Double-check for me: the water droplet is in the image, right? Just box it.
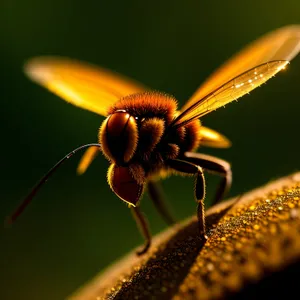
[207,263,214,271]
[290,208,299,219]
[253,224,260,230]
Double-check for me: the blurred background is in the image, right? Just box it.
[1,0,299,299]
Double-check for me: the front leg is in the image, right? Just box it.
[107,164,150,255]
[167,159,207,238]
[131,206,151,255]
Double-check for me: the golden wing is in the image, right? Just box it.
[76,145,100,175]
[174,25,300,128]
[24,56,148,116]
[199,126,231,148]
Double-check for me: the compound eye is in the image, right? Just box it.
[100,111,138,164]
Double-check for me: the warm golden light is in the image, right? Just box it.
[199,127,231,148]
[16,25,300,257]
[24,57,147,116]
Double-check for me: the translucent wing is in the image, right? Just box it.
[24,56,148,116]
[77,146,100,175]
[174,25,300,127]
[173,60,289,127]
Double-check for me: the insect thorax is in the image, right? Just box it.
[100,91,202,176]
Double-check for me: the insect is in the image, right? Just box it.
[7,25,300,255]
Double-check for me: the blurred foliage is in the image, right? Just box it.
[0,0,299,299]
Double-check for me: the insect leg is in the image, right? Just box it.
[147,180,176,225]
[184,152,232,206]
[131,206,151,255]
[167,159,206,238]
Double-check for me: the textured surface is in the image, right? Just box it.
[70,173,300,300]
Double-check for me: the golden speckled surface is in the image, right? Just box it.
[70,173,300,300]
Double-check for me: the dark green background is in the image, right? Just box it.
[1,1,299,299]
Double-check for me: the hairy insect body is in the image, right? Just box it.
[10,25,299,255]
[100,92,202,206]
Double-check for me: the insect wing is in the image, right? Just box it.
[24,57,148,116]
[173,61,288,127]
[77,146,100,175]
[199,126,231,148]
[174,25,300,127]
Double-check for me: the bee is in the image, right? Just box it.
[7,25,300,255]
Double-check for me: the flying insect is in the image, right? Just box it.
[7,25,300,255]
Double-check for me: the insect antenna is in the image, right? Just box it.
[5,143,101,226]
